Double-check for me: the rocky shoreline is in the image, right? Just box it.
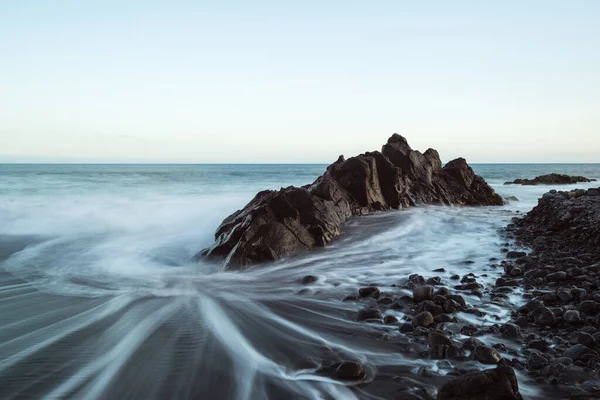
[300,186,600,399]
[199,139,598,398]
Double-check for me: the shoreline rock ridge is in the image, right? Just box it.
[504,173,596,186]
[199,134,503,269]
[494,186,600,396]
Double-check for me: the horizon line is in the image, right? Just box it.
[1,162,599,166]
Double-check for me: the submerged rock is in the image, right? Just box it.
[437,364,523,400]
[504,173,596,185]
[199,134,503,269]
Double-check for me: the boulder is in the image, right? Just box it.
[199,134,503,269]
[437,364,523,400]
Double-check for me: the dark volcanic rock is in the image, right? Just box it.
[437,364,523,400]
[499,186,600,393]
[512,187,600,259]
[199,134,503,269]
[333,361,366,380]
[358,286,381,298]
[473,345,502,365]
[357,308,383,322]
[504,173,596,185]
[563,344,599,362]
[413,285,434,303]
[412,311,435,328]
[506,251,526,259]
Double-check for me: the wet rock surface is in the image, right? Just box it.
[504,173,596,185]
[437,364,523,400]
[315,186,600,399]
[496,187,600,397]
[199,134,503,269]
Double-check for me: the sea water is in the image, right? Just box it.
[0,163,599,399]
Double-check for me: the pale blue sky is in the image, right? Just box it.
[1,1,599,163]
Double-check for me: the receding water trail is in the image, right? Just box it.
[1,164,599,399]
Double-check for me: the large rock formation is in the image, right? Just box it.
[504,173,596,185]
[199,134,503,269]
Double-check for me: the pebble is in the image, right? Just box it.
[412,311,435,328]
[358,286,380,298]
[473,345,502,364]
[413,285,434,303]
[356,308,382,321]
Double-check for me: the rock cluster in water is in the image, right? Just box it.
[199,134,503,269]
[317,187,600,398]
[504,173,596,185]
[326,263,527,399]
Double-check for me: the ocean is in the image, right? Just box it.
[1,163,599,399]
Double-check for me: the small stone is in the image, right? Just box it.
[377,297,393,305]
[510,267,523,277]
[576,332,595,347]
[564,344,600,362]
[412,311,435,328]
[580,300,600,315]
[447,294,467,307]
[434,313,454,323]
[413,285,434,303]
[555,357,573,365]
[418,300,444,316]
[535,307,557,327]
[429,331,453,347]
[356,308,382,321]
[413,327,430,336]
[383,315,398,324]
[399,323,414,334]
[443,299,462,313]
[527,339,549,352]
[462,337,484,351]
[358,286,380,298]
[506,251,527,259]
[527,351,549,370]
[519,300,542,315]
[547,271,567,282]
[473,345,502,364]
[563,309,583,325]
[501,323,521,338]
[557,290,573,302]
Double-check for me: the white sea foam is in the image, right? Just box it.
[0,164,599,399]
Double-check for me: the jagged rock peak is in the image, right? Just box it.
[199,134,503,269]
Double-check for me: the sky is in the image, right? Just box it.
[0,1,599,163]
